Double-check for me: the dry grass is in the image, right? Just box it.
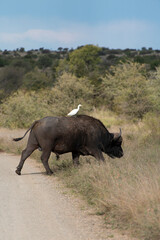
[90,107,124,127]
[59,136,160,239]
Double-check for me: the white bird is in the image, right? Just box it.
[67,104,82,116]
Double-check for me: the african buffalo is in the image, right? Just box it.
[13,115,123,175]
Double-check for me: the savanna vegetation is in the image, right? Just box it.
[0,45,159,239]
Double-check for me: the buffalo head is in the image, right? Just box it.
[106,128,123,158]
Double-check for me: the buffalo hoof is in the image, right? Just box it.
[46,170,53,175]
[47,172,53,176]
[73,161,80,167]
[15,169,21,175]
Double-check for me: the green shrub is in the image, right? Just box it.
[101,61,151,119]
[0,66,25,101]
[0,91,53,128]
[149,66,160,113]
[51,72,94,115]
[37,55,53,69]
[22,67,53,90]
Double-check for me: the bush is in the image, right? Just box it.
[22,67,53,91]
[100,61,151,119]
[37,55,53,69]
[0,56,8,67]
[0,66,25,101]
[49,72,94,115]
[0,91,53,128]
[149,66,160,113]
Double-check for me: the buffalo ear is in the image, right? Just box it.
[112,128,122,142]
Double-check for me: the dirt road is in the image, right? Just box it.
[0,128,137,240]
[1,152,100,240]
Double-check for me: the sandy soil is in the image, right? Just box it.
[0,128,137,240]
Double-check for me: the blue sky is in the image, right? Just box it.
[0,0,160,50]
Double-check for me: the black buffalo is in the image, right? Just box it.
[13,115,123,175]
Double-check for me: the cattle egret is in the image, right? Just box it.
[67,104,82,116]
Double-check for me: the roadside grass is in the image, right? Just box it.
[0,111,160,240]
[54,138,160,240]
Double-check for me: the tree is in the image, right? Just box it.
[58,47,63,52]
[37,55,53,69]
[68,45,101,78]
[19,47,25,52]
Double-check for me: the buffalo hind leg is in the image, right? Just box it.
[72,152,80,166]
[56,154,60,160]
[16,145,37,175]
[41,150,53,175]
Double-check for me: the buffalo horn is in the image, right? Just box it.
[113,128,122,140]
[119,128,122,136]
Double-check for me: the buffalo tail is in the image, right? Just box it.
[13,121,38,142]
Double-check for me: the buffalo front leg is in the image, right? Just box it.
[41,150,53,175]
[72,152,80,166]
[92,150,105,162]
[16,146,36,175]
